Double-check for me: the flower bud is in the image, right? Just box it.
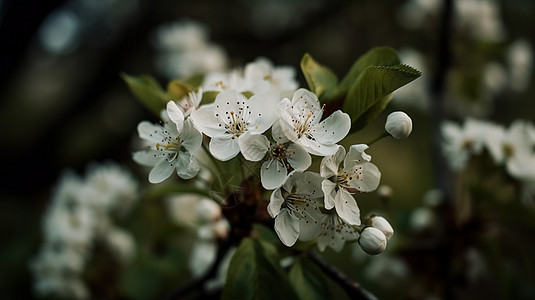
[358,227,387,255]
[385,111,412,139]
[370,216,394,240]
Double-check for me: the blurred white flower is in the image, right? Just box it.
[409,207,437,232]
[454,0,506,42]
[507,39,533,92]
[153,20,228,79]
[441,118,496,171]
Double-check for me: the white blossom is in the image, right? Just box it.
[238,124,311,189]
[190,89,276,161]
[277,89,351,156]
[268,172,324,247]
[134,103,202,183]
[369,216,394,240]
[317,213,359,252]
[320,145,381,225]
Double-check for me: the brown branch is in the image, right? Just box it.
[307,250,380,300]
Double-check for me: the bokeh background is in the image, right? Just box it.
[1,0,534,299]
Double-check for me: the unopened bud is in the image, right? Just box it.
[359,227,387,255]
[385,111,412,139]
[370,216,394,240]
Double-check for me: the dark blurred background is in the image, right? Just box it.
[1,0,534,299]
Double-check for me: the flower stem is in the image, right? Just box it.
[365,131,390,146]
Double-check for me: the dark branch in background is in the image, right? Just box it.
[430,0,454,299]
[307,250,379,300]
[164,236,232,300]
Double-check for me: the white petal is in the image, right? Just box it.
[299,137,339,156]
[321,180,337,210]
[268,188,284,218]
[335,190,361,225]
[238,132,269,162]
[137,121,165,144]
[214,90,248,118]
[346,161,381,192]
[209,137,240,161]
[190,104,227,138]
[311,110,351,145]
[148,159,175,183]
[294,171,324,197]
[133,150,161,166]
[345,144,370,165]
[271,119,290,143]
[277,98,298,142]
[176,153,200,179]
[298,217,323,241]
[274,209,300,247]
[181,118,202,153]
[261,160,288,190]
[320,145,345,178]
[286,143,311,171]
[166,101,185,132]
[290,88,323,124]
[246,94,276,134]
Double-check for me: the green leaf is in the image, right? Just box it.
[338,47,401,93]
[201,91,220,105]
[122,73,168,115]
[222,238,299,300]
[166,80,193,100]
[300,53,338,100]
[184,73,204,87]
[289,256,351,300]
[252,223,280,245]
[143,182,214,200]
[343,64,421,132]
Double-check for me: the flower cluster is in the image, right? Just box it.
[30,163,138,300]
[442,118,535,205]
[133,57,414,254]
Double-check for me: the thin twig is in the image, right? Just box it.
[307,250,380,300]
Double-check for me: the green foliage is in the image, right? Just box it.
[300,53,338,100]
[343,64,421,132]
[122,73,200,115]
[300,48,421,133]
[289,256,351,300]
[222,237,299,300]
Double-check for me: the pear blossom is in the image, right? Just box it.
[317,213,359,252]
[134,102,202,183]
[268,171,324,246]
[320,145,381,225]
[190,89,276,161]
[441,118,495,171]
[385,111,412,139]
[484,120,535,179]
[277,88,351,156]
[238,125,311,189]
[172,88,203,117]
[201,57,298,99]
[358,227,387,255]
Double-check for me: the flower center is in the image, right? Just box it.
[293,112,316,139]
[224,111,248,137]
[336,172,359,191]
[156,136,183,152]
[271,144,291,170]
